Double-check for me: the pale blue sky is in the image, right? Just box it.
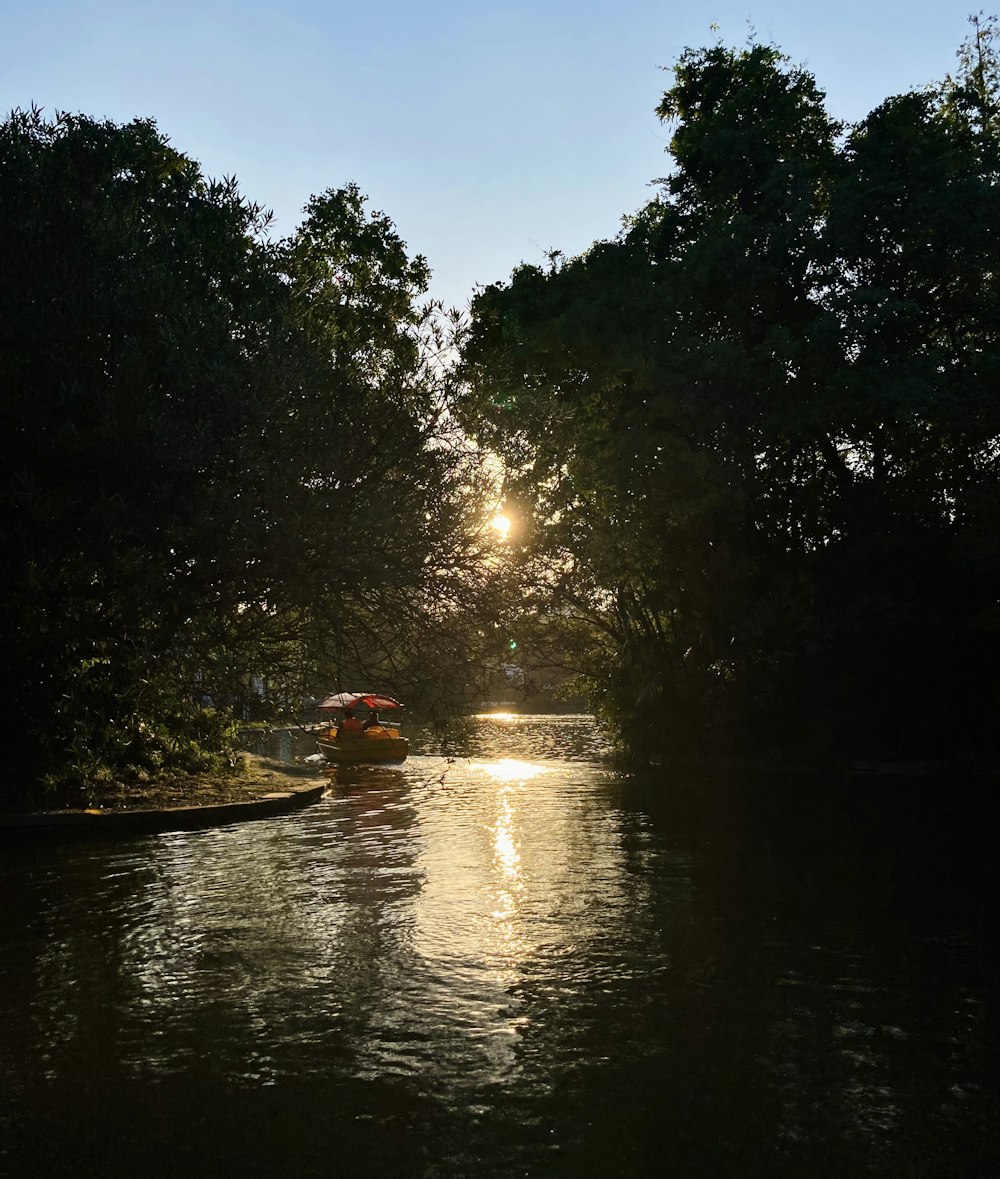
[2,0,976,312]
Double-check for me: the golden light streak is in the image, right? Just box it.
[479,758,550,783]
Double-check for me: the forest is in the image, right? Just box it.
[2,19,999,800]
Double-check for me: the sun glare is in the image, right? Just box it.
[490,513,512,540]
[479,758,550,783]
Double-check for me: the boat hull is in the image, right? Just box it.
[318,735,410,765]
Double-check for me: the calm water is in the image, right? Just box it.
[1,715,997,1178]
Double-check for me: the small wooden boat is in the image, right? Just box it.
[316,691,410,764]
[317,727,409,764]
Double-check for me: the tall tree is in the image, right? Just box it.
[0,109,497,799]
[460,25,1000,762]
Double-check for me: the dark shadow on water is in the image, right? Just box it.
[3,1077,436,1179]
[324,764,409,792]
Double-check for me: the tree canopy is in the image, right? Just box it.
[0,108,500,800]
[7,21,999,791]
[459,21,1000,764]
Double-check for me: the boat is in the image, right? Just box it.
[315,691,410,765]
[317,730,409,764]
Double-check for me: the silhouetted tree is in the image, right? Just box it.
[460,23,1000,763]
[0,110,498,799]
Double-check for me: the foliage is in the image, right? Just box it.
[0,108,503,800]
[459,21,1000,763]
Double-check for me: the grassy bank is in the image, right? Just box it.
[4,754,327,817]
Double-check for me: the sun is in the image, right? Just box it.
[490,512,512,540]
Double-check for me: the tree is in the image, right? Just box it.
[459,23,1000,763]
[0,109,289,791]
[0,108,499,800]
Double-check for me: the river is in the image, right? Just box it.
[1,714,997,1177]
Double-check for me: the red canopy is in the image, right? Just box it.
[317,691,404,713]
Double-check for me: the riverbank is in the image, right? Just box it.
[0,754,328,836]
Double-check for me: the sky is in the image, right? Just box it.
[2,0,979,313]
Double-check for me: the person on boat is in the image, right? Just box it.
[338,709,365,739]
[363,710,382,732]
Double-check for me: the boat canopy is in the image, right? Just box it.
[317,691,404,713]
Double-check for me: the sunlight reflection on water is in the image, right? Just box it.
[477,757,551,782]
[1,715,998,1179]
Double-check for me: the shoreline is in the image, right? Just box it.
[0,754,329,837]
